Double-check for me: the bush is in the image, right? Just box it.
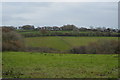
[0,27,1,52]
[70,46,86,54]
[70,39,119,54]
[2,27,25,51]
[87,39,119,54]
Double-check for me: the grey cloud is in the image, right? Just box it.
[2,2,118,28]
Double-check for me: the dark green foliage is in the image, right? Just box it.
[20,25,35,30]
[61,24,78,31]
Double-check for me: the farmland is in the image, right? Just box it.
[2,52,118,78]
[25,36,118,51]
[2,27,119,78]
[1,2,120,79]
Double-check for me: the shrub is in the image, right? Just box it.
[87,39,119,54]
[2,27,25,51]
[70,46,86,54]
[0,27,1,52]
[70,39,119,54]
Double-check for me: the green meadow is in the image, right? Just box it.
[25,36,118,51]
[2,36,119,78]
[2,52,118,78]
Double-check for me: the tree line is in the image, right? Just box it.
[2,24,119,32]
[1,25,120,37]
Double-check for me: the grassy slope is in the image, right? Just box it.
[25,36,70,50]
[25,37,118,51]
[2,52,118,78]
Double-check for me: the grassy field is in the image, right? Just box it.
[2,52,118,78]
[25,36,118,51]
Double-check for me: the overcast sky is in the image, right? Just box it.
[2,2,118,28]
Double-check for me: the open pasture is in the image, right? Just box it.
[25,37,118,51]
[2,52,118,78]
